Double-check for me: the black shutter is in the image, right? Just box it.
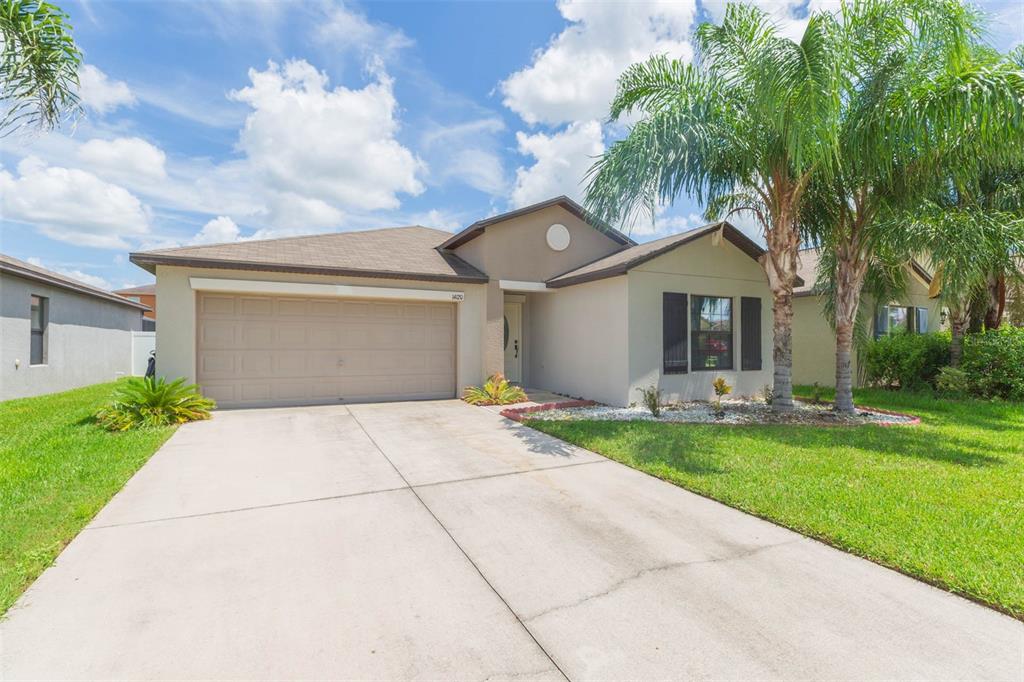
[663,293,688,374]
[741,296,762,371]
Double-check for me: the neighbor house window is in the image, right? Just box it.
[662,292,688,374]
[30,295,48,365]
[691,296,733,370]
[875,305,928,338]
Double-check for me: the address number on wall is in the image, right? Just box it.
[451,293,465,302]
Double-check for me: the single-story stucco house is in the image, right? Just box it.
[131,197,797,409]
[1,254,150,401]
[791,247,943,387]
[114,283,157,330]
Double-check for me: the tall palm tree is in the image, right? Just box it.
[0,0,82,136]
[802,0,1024,412]
[584,4,844,411]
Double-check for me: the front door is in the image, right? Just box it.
[503,301,522,383]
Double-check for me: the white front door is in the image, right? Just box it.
[503,301,522,383]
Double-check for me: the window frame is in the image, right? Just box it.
[30,295,48,366]
[690,294,734,372]
[915,307,928,333]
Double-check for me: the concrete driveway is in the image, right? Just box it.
[2,400,1021,680]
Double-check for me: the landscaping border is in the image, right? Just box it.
[500,399,598,422]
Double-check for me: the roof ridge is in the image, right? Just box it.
[0,253,150,311]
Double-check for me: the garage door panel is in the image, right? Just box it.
[197,292,456,408]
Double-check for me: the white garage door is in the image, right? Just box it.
[196,292,456,408]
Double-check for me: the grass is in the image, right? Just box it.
[526,386,1024,619]
[0,382,174,615]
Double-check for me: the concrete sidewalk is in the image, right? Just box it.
[2,400,1021,680]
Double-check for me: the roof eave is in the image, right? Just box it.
[129,253,490,284]
[0,262,151,311]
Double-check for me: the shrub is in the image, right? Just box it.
[712,377,732,416]
[936,367,971,397]
[959,327,1024,401]
[462,373,527,406]
[638,385,663,417]
[95,377,215,431]
[864,331,951,391]
[761,384,774,405]
[809,382,824,404]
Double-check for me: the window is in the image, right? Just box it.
[662,293,688,374]
[126,295,141,303]
[887,305,908,333]
[740,297,762,371]
[30,295,48,365]
[875,304,928,338]
[691,296,733,370]
[916,307,928,333]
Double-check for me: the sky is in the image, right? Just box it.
[1,0,1021,291]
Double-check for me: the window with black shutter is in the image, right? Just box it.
[741,296,762,371]
[30,295,48,365]
[691,296,733,370]
[662,292,688,374]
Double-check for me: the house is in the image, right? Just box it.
[791,247,943,387]
[114,283,156,330]
[130,197,785,409]
[1,254,150,401]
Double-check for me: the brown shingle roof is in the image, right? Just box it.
[794,247,933,297]
[130,226,488,283]
[438,196,636,250]
[546,222,786,288]
[0,253,150,311]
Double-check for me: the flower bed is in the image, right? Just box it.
[514,398,919,426]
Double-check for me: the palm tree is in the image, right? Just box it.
[802,1,1024,413]
[584,4,844,411]
[0,0,82,136]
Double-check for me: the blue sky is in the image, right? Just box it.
[1,0,1021,291]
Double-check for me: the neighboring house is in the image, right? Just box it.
[1,254,150,401]
[114,283,156,330]
[131,197,787,409]
[791,247,943,387]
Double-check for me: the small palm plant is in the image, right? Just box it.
[95,376,216,431]
[462,373,527,406]
[712,377,732,417]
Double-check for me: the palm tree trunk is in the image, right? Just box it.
[949,306,969,366]
[771,290,795,411]
[983,272,1005,330]
[834,252,867,415]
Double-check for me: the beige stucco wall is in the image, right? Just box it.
[791,270,944,387]
[453,204,629,378]
[154,265,488,392]
[626,232,774,404]
[526,276,630,406]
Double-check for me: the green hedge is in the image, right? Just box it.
[959,327,1024,401]
[863,331,951,391]
[865,327,1024,400]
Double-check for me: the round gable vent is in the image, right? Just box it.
[546,223,571,251]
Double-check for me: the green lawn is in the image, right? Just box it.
[527,387,1024,619]
[0,382,174,615]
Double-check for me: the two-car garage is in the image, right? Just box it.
[196,291,457,408]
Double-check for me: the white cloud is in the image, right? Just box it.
[78,137,167,183]
[0,157,150,249]
[25,257,113,290]
[78,65,136,115]
[510,120,604,208]
[409,209,462,231]
[315,2,413,60]
[500,0,696,126]
[229,59,425,212]
[260,192,345,231]
[192,216,241,245]
[421,117,507,195]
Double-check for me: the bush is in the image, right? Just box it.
[638,385,663,417]
[711,377,731,416]
[959,327,1024,401]
[462,373,527,406]
[864,331,951,391]
[936,367,970,397]
[95,377,215,431]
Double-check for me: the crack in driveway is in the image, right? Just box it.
[522,538,806,623]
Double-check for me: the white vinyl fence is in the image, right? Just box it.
[131,331,156,376]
